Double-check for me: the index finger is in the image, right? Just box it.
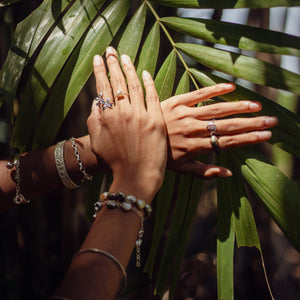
[171,83,235,107]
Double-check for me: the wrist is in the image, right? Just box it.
[109,173,161,204]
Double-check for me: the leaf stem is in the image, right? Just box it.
[144,0,199,89]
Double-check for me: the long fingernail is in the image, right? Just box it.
[258,131,272,139]
[265,117,278,127]
[142,70,151,81]
[94,55,101,66]
[249,102,261,110]
[121,54,130,65]
[106,46,117,57]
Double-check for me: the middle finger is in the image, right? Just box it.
[106,47,129,107]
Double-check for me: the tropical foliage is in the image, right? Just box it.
[0,0,299,299]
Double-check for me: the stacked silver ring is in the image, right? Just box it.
[207,120,219,153]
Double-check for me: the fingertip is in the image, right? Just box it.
[258,130,272,140]
[93,55,102,66]
[249,101,262,111]
[142,70,152,81]
[221,82,235,91]
[106,46,117,58]
[121,54,131,65]
[218,169,232,177]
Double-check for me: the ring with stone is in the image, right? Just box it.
[94,92,105,107]
[207,120,217,136]
[101,98,114,110]
[115,90,129,100]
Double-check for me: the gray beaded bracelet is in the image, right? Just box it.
[94,192,152,268]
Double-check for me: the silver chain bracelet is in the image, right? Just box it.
[6,154,30,205]
[70,137,93,182]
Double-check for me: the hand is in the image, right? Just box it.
[87,47,167,201]
[161,84,278,178]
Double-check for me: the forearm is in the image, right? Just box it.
[54,181,153,300]
[0,135,103,211]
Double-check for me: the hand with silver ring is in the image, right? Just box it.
[87,47,167,201]
[94,92,114,111]
[161,84,278,178]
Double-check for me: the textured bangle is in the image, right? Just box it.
[54,140,80,189]
[70,137,93,182]
[94,192,152,267]
[6,154,30,205]
[73,248,127,296]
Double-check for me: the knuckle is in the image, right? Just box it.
[129,81,142,94]
[221,137,238,149]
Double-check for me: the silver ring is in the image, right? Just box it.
[210,134,220,153]
[207,120,217,135]
[115,90,129,100]
[94,93,114,111]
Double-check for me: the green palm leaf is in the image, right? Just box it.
[232,148,300,252]
[117,2,148,63]
[161,17,300,56]
[0,0,72,116]
[176,43,300,95]
[136,21,161,79]
[152,0,300,8]
[217,151,265,300]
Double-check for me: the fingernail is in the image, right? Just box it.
[106,46,117,57]
[265,117,278,127]
[94,55,101,66]
[221,83,234,90]
[249,102,261,110]
[218,169,232,177]
[142,70,151,81]
[121,54,130,65]
[258,131,272,139]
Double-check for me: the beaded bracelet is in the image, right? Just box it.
[93,192,152,268]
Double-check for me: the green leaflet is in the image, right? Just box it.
[144,170,176,277]
[189,69,300,158]
[232,148,300,252]
[217,151,262,300]
[117,2,148,63]
[176,43,300,95]
[154,174,197,298]
[31,0,130,149]
[0,0,72,117]
[136,21,160,79]
[11,0,107,151]
[152,0,300,8]
[161,17,300,56]
[154,50,177,101]
[144,72,190,283]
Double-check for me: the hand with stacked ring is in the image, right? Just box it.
[87,46,167,202]
[161,85,278,178]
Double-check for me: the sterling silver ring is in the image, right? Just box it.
[207,120,220,153]
[95,93,114,111]
[207,120,217,135]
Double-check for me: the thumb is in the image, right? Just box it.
[169,160,232,179]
